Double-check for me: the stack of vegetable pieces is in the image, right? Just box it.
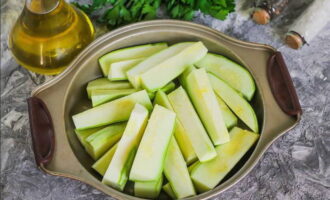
[72,41,260,199]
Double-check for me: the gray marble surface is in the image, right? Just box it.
[1,0,330,199]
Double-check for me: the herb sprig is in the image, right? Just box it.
[73,0,235,28]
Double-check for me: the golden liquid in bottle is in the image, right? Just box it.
[9,0,95,75]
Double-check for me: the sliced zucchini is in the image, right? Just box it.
[195,53,256,100]
[99,43,167,76]
[216,96,238,129]
[72,90,152,130]
[190,127,259,193]
[140,42,208,92]
[87,78,132,98]
[105,146,137,191]
[179,65,195,88]
[188,161,199,173]
[147,92,156,100]
[148,82,176,100]
[74,127,103,148]
[168,87,216,162]
[134,176,163,199]
[129,105,176,181]
[103,104,149,191]
[154,91,197,164]
[209,74,259,133]
[127,42,193,88]
[163,183,176,199]
[91,89,138,107]
[164,138,196,198]
[85,123,126,160]
[108,58,145,81]
[90,82,175,107]
[160,81,176,94]
[92,143,118,176]
[185,68,230,145]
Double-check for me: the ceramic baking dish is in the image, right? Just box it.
[27,20,302,200]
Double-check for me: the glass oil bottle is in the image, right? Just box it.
[9,0,95,75]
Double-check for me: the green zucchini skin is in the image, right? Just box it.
[162,183,176,199]
[91,89,138,107]
[74,127,104,148]
[85,123,126,160]
[86,78,132,99]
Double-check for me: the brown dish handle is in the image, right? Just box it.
[267,51,302,116]
[27,97,55,166]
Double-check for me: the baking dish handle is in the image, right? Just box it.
[267,51,302,117]
[27,97,55,167]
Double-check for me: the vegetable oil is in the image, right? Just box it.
[9,0,95,75]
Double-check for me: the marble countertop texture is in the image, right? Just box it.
[1,0,329,199]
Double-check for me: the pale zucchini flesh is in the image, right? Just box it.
[85,123,126,160]
[92,143,118,176]
[134,176,163,199]
[108,58,145,81]
[87,78,132,98]
[185,68,230,145]
[163,171,199,200]
[140,42,208,92]
[127,42,193,88]
[195,53,256,100]
[129,105,176,181]
[91,89,138,107]
[99,43,167,76]
[190,127,259,193]
[72,90,152,130]
[154,91,197,164]
[168,87,216,162]
[164,138,196,198]
[172,122,198,165]
[102,104,149,191]
[209,74,259,133]
[216,96,238,129]
[74,127,103,148]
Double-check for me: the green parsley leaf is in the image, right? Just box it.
[73,0,235,28]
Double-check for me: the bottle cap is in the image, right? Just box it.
[252,8,270,25]
[285,32,304,49]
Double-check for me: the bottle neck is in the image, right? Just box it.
[26,0,60,14]
[21,0,74,36]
